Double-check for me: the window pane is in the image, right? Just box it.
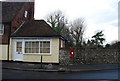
[0,24,3,30]
[32,42,36,47]
[40,41,50,53]
[25,42,31,48]
[43,48,50,53]
[25,42,29,48]
[36,42,39,53]
[17,48,19,52]
[36,48,39,53]
[25,48,29,53]
[40,48,43,53]
[29,42,32,47]
[0,24,4,35]
[16,42,22,52]
[29,48,31,53]
[25,42,31,53]
[32,48,37,53]
[36,42,39,48]
[18,42,22,47]
[0,31,2,34]
[17,47,22,52]
[46,41,50,47]
[43,41,50,47]
[40,41,42,47]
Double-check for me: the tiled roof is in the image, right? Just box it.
[11,20,61,37]
[2,2,25,22]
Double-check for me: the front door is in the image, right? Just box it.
[14,41,23,61]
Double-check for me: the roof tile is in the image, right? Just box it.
[2,2,25,22]
[11,20,61,37]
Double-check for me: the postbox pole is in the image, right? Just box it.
[41,55,43,69]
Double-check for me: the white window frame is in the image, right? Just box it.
[15,40,24,54]
[0,24,4,35]
[16,41,22,54]
[15,39,52,55]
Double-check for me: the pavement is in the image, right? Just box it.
[1,61,120,72]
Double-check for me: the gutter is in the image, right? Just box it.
[10,36,61,39]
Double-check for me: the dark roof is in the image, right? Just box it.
[2,2,25,22]
[11,20,61,37]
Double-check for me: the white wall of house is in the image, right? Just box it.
[9,38,60,63]
[9,39,14,60]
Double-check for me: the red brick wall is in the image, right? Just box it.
[0,24,10,44]
[0,2,34,44]
[11,2,34,34]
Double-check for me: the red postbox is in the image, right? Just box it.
[70,49,74,59]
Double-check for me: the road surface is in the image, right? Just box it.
[2,69,119,79]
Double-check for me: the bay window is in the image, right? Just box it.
[24,40,51,54]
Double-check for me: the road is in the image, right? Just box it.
[2,69,119,79]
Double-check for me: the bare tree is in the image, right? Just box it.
[46,11,86,47]
[61,25,74,47]
[70,18,86,47]
[46,10,67,34]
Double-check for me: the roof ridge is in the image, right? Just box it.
[11,21,25,36]
[44,20,60,35]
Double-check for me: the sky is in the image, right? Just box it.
[34,0,119,44]
[0,0,119,44]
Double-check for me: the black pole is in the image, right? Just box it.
[8,23,11,61]
[41,55,43,69]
